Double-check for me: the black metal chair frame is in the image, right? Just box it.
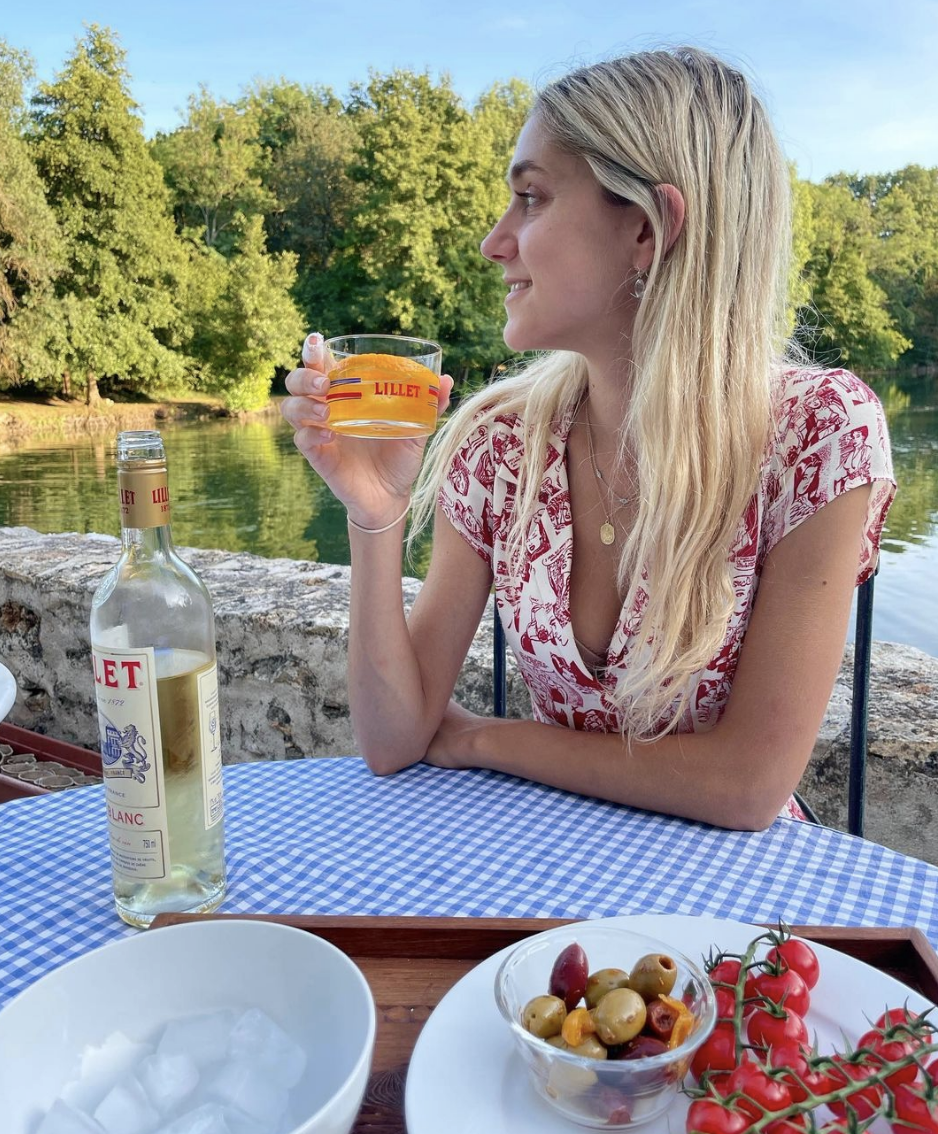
[492,566,877,837]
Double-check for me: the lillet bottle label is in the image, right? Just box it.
[92,645,223,880]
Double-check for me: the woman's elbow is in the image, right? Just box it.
[700,770,790,832]
[357,735,420,777]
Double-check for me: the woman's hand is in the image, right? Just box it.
[423,699,488,769]
[280,332,454,529]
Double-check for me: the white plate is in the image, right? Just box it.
[0,661,15,720]
[404,913,936,1134]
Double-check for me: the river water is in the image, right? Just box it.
[3,374,936,657]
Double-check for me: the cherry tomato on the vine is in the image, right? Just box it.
[856,1027,920,1090]
[708,960,742,984]
[727,1062,793,1120]
[766,939,820,990]
[892,1081,938,1134]
[686,1099,751,1134]
[752,965,811,1018]
[827,1055,885,1122]
[747,1006,809,1049]
[767,1041,836,1102]
[766,1119,809,1134]
[709,959,758,1003]
[876,1007,932,1035]
[691,1021,741,1081]
[714,986,737,1020]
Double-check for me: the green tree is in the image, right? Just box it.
[245,80,361,280]
[850,166,938,368]
[796,179,910,369]
[152,88,271,252]
[0,42,65,390]
[29,25,188,402]
[183,215,304,411]
[788,167,815,329]
[322,70,465,338]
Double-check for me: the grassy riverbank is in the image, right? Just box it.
[0,392,281,444]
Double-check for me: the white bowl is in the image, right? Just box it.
[0,660,15,720]
[0,919,376,1134]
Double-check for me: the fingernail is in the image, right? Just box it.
[313,374,329,391]
[302,332,323,365]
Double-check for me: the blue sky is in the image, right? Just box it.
[5,0,936,181]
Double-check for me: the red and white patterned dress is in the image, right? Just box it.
[439,368,896,821]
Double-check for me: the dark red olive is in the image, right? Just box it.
[612,1034,670,1060]
[644,999,680,1042]
[549,943,589,1012]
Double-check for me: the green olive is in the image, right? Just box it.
[567,1035,608,1060]
[628,953,678,1002]
[522,994,567,1039]
[585,967,631,1009]
[546,1034,568,1049]
[590,987,647,1045]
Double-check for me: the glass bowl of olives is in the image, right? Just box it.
[493,923,716,1129]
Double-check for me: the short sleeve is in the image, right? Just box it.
[764,369,896,585]
[437,420,496,567]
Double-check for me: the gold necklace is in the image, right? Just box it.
[584,397,627,546]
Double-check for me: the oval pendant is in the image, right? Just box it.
[600,522,615,546]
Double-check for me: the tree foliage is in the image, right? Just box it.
[794,178,911,368]
[152,88,271,252]
[246,80,360,272]
[182,215,304,411]
[0,42,64,389]
[28,25,188,400]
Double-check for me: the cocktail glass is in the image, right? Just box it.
[323,334,443,438]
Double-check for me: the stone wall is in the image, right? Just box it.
[1,527,935,864]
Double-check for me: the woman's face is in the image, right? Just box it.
[481,117,643,359]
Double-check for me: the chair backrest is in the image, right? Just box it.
[848,567,876,837]
[491,565,877,837]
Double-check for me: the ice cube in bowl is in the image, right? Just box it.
[0,920,376,1134]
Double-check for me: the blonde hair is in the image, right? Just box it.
[410,47,794,738]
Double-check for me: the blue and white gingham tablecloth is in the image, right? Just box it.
[2,757,937,1010]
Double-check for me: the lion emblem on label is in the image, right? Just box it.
[100,719,151,784]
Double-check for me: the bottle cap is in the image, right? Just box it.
[117,431,165,463]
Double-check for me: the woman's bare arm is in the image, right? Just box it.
[348,505,493,772]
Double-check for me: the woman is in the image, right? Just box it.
[281,47,895,830]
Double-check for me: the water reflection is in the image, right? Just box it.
[0,413,434,571]
[870,374,938,552]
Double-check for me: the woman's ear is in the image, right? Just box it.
[634,183,686,270]
[657,184,685,255]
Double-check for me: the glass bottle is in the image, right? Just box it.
[90,430,226,927]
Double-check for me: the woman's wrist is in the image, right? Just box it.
[345,496,412,534]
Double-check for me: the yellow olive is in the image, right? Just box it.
[585,967,631,1009]
[628,954,678,1002]
[522,994,567,1039]
[590,987,647,1046]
